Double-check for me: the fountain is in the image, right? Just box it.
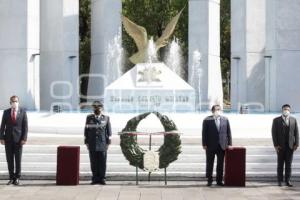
[104,8,195,113]
[165,38,184,79]
[189,50,202,111]
[104,39,195,113]
[105,28,123,84]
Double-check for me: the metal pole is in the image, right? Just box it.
[136,166,138,185]
[164,168,167,185]
[148,134,152,182]
[136,134,138,185]
[149,134,152,150]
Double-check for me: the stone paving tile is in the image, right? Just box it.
[0,181,300,200]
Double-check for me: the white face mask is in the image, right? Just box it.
[283,110,290,117]
[214,110,221,117]
[11,102,19,109]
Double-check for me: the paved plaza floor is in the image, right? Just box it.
[0,180,299,200]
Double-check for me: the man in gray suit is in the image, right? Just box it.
[84,101,112,185]
[202,105,232,186]
[272,104,299,187]
[0,95,28,186]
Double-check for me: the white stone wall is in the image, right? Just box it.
[0,0,40,110]
[189,0,223,111]
[87,0,122,103]
[230,0,266,111]
[265,0,300,112]
[40,0,79,111]
[231,0,300,112]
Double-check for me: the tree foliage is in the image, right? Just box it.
[79,0,91,102]
[220,0,231,102]
[122,0,189,79]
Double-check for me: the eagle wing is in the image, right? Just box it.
[155,8,184,50]
[122,15,148,51]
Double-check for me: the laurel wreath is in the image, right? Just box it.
[120,112,182,170]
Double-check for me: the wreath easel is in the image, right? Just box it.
[119,112,182,185]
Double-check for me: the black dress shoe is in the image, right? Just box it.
[286,181,293,187]
[7,179,14,185]
[90,181,98,185]
[217,182,225,186]
[14,178,20,186]
[278,182,282,187]
[207,181,212,187]
[99,179,106,185]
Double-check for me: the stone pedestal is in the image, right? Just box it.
[105,63,195,113]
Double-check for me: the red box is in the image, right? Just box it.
[56,146,80,185]
[224,147,246,187]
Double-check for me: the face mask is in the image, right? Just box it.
[214,110,221,117]
[94,109,100,115]
[11,102,19,109]
[283,110,290,116]
[94,107,103,115]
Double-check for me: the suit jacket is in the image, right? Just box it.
[0,107,28,143]
[272,116,299,149]
[202,115,232,150]
[84,114,112,152]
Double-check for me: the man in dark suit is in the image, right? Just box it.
[272,104,299,187]
[202,105,232,186]
[0,95,28,185]
[84,101,112,185]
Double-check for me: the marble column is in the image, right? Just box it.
[265,0,300,112]
[230,0,266,112]
[0,0,40,110]
[87,0,122,103]
[40,0,79,111]
[188,0,223,111]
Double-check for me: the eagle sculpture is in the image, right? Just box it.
[122,8,184,64]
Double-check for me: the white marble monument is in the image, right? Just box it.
[40,0,79,111]
[87,0,122,102]
[231,0,300,112]
[265,0,300,112]
[230,0,266,112]
[188,0,224,111]
[0,0,40,110]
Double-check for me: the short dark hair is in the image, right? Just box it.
[92,100,103,108]
[10,95,19,102]
[211,105,221,112]
[282,104,291,110]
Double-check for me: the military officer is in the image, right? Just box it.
[84,101,112,185]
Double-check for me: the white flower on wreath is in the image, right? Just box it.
[143,150,159,172]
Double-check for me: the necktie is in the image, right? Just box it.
[215,118,220,132]
[285,117,289,126]
[12,109,16,123]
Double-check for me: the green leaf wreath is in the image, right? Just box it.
[120,112,182,170]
